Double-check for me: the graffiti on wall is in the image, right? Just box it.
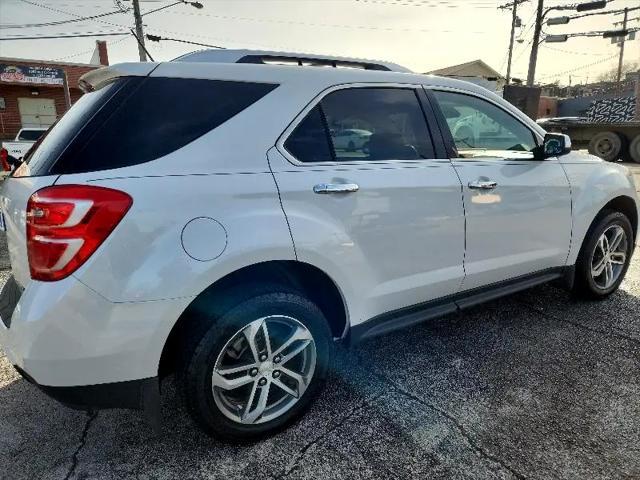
[586,96,637,123]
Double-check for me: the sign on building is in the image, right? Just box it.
[0,64,64,86]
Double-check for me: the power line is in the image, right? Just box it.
[52,35,130,61]
[0,31,129,41]
[160,10,491,34]
[537,53,619,80]
[0,7,129,29]
[541,44,614,55]
[354,0,499,7]
[15,0,128,30]
[146,34,225,49]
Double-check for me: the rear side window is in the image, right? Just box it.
[26,78,277,176]
[284,87,435,163]
[284,105,333,162]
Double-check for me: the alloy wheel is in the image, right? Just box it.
[211,315,316,424]
[590,224,628,290]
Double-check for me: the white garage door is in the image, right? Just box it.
[18,97,57,128]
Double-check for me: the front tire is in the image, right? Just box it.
[573,211,634,299]
[179,288,331,440]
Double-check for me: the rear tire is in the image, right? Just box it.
[572,211,634,299]
[179,286,331,441]
[588,131,623,162]
[629,135,640,164]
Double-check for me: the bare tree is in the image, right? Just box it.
[597,61,640,83]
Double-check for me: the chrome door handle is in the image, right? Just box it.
[468,180,498,190]
[313,183,359,194]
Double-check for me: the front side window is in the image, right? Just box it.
[284,87,435,163]
[432,90,537,158]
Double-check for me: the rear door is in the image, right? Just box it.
[429,88,572,291]
[270,85,465,325]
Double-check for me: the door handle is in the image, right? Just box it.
[468,180,498,190]
[313,183,359,194]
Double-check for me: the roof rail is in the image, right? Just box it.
[172,49,411,73]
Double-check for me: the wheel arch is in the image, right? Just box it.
[158,260,349,377]
[603,195,638,241]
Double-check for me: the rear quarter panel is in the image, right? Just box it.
[58,173,295,303]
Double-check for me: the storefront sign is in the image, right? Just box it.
[0,64,64,86]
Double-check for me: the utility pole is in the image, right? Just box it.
[132,0,147,62]
[615,7,628,89]
[503,0,522,85]
[527,0,544,86]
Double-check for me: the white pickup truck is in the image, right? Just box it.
[1,127,48,166]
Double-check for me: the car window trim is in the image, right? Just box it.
[425,86,543,161]
[276,82,450,167]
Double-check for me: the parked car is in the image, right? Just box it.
[0,127,48,168]
[0,51,637,441]
[331,128,372,151]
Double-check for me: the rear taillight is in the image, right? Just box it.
[0,148,10,172]
[26,185,132,281]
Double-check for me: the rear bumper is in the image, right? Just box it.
[14,365,159,412]
[0,273,190,389]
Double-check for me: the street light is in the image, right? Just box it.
[545,34,569,42]
[603,29,629,39]
[527,0,608,86]
[547,16,570,25]
[576,1,607,13]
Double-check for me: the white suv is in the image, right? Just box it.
[0,51,637,440]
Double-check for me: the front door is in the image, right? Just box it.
[270,85,465,325]
[430,89,572,291]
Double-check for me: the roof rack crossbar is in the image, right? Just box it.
[236,54,392,71]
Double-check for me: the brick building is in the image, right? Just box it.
[0,41,109,140]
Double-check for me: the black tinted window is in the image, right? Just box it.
[25,79,123,175]
[323,88,435,161]
[284,105,333,163]
[31,78,277,176]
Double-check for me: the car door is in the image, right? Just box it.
[269,85,465,326]
[428,88,572,291]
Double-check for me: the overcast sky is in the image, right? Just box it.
[0,0,639,85]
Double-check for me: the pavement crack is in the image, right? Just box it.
[369,368,527,480]
[274,392,383,480]
[62,410,97,480]
[518,300,640,346]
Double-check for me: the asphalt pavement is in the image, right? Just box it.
[1,167,640,480]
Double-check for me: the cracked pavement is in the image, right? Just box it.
[2,165,640,480]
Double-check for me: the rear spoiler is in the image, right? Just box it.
[79,63,159,93]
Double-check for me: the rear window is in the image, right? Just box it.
[24,77,278,176]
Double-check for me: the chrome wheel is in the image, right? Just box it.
[590,224,628,290]
[211,315,316,425]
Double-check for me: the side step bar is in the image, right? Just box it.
[350,268,567,344]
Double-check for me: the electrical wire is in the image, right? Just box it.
[0,31,129,41]
[0,7,129,29]
[537,53,619,80]
[159,10,491,34]
[52,34,130,61]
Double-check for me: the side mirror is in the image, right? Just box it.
[533,133,572,160]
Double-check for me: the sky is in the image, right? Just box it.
[0,0,639,86]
